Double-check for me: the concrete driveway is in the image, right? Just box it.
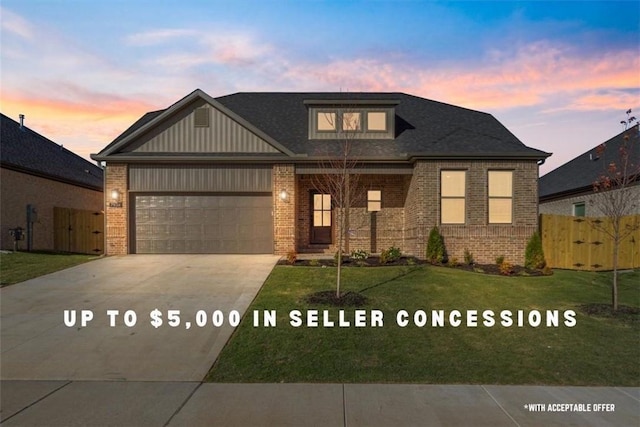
[0,254,279,381]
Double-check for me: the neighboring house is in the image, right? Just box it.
[92,89,550,264]
[539,124,640,217]
[0,113,104,251]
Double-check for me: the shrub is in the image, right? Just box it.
[448,257,459,267]
[286,250,297,265]
[380,246,402,264]
[495,255,505,265]
[426,227,446,264]
[499,260,514,276]
[350,249,370,261]
[525,232,546,270]
[334,250,348,265]
[463,249,474,265]
[308,259,320,267]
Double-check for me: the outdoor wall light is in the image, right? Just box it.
[279,189,289,202]
[111,189,121,201]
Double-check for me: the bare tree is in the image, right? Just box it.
[591,110,639,311]
[312,110,367,298]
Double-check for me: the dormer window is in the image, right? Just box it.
[317,111,336,131]
[306,99,399,140]
[342,112,361,132]
[367,111,387,132]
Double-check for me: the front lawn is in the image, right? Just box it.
[207,266,639,386]
[0,251,100,286]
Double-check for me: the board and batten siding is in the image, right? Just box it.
[129,164,272,192]
[127,102,281,154]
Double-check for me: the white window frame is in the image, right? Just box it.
[441,170,466,224]
[488,170,513,224]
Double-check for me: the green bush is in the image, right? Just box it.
[380,246,402,264]
[525,232,546,270]
[463,249,474,265]
[495,255,505,265]
[426,226,446,264]
[350,249,370,261]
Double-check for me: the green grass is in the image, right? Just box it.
[0,251,100,286]
[207,266,640,386]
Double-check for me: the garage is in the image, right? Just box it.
[133,194,273,254]
[129,164,273,254]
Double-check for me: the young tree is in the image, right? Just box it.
[312,110,367,298]
[591,110,639,311]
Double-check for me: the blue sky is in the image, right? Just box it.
[1,1,638,175]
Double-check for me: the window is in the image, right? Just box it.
[573,202,586,217]
[488,171,513,223]
[342,112,361,131]
[367,190,381,212]
[441,171,466,224]
[367,112,387,131]
[317,112,336,131]
[313,194,332,226]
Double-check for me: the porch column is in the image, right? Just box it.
[273,164,296,255]
[105,163,128,255]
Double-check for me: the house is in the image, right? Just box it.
[91,89,550,264]
[0,113,104,251]
[539,124,640,217]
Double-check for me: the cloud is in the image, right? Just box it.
[0,7,34,39]
[125,29,198,46]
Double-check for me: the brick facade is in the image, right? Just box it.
[104,164,128,255]
[292,160,540,265]
[273,164,296,255]
[102,159,540,264]
[0,167,103,251]
[296,174,410,254]
[404,160,539,265]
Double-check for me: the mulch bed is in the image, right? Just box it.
[304,290,368,306]
[279,256,549,276]
[578,303,640,323]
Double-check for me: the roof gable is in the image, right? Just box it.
[95,89,293,158]
[0,113,103,190]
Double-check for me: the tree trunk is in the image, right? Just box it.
[336,208,343,298]
[612,240,619,312]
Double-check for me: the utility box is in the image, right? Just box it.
[9,227,25,251]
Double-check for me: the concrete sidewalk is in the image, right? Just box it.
[1,381,638,426]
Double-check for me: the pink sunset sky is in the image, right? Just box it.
[1,1,638,175]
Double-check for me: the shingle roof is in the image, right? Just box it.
[1,113,103,191]
[217,92,549,158]
[95,90,550,161]
[539,124,640,200]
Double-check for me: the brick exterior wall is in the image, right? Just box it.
[404,160,540,265]
[296,174,410,254]
[0,167,103,251]
[273,164,296,255]
[105,164,129,255]
[292,160,540,265]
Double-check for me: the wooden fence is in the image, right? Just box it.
[540,214,640,271]
[54,207,104,255]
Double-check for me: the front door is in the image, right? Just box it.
[311,193,332,244]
